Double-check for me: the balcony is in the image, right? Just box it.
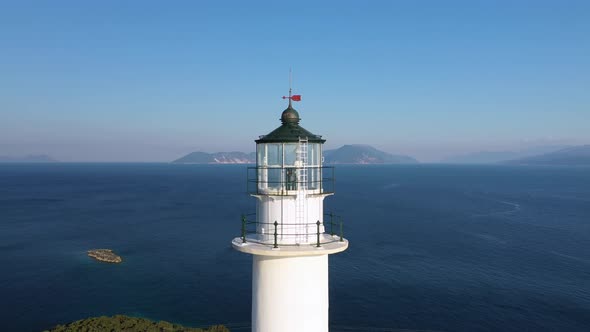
[235,212,345,249]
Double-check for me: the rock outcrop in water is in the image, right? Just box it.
[87,249,122,263]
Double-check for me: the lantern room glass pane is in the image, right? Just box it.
[258,143,282,167]
[257,146,263,165]
[284,143,298,166]
[308,143,320,166]
[267,168,282,190]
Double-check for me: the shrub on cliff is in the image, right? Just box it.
[43,315,230,332]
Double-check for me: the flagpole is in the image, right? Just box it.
[289,67,292,108]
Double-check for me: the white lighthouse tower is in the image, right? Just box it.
[232,91,348,332]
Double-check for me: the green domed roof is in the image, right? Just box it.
[281,106,300,124]
[256,105,325,144]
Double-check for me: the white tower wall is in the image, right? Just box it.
[256,195,326,243]
[252,254,329,332]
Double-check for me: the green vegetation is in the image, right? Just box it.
[43,315,230,332]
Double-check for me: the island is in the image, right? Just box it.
[506,145,590,166]
[87,249,122,263]
[43,315,229,332]
[324,145,418,164]
[173,151,255,164]
[0,154,58,163]
[172,145,418,165]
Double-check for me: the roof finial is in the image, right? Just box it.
[281,68,301,106]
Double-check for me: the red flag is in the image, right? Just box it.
[291,95,301,101]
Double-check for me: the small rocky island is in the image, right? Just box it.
[87,249,122,263]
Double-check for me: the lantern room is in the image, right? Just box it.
[245,102,337,245]
[252,104,329,196]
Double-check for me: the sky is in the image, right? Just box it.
[0,0,588,162]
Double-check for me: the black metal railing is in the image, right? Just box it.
[239,213,344,248]
[247,166,335,196]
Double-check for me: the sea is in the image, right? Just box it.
[0,163,589,332]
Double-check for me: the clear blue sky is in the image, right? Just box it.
[1,0,588,161]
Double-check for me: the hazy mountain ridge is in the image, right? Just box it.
[0,154,57,163]
[442,145,569,164]
[324,145,418,164]
[506,145,590,165]
[173,145,418,164]
[173,151,256,164]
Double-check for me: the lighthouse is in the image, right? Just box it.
[232,91,348,332]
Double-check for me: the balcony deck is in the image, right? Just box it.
[233,214,348,256]
[232,235,349,256]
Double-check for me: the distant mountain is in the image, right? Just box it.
[173,145,418,165]
[0,154,57,163]
[442,145,568,164]
[506,145,590,166]
[324,145,418,164]
[173,151,255,164]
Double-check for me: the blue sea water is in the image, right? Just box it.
[0,163,589,332]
